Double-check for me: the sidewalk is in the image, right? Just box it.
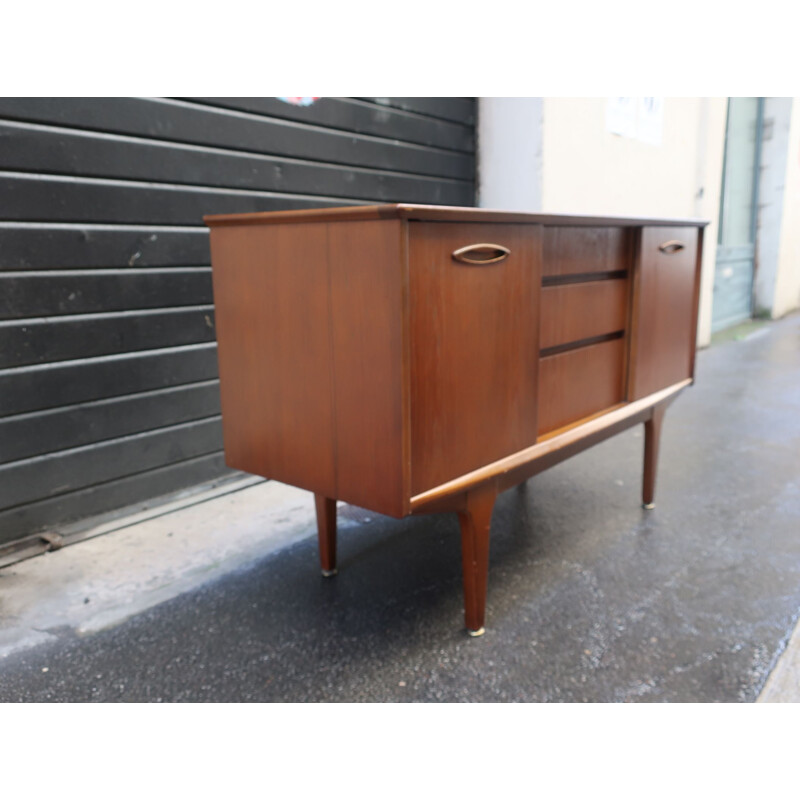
[1,314,799,702]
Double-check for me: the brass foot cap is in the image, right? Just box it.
[642,502,655,510]
[321,568,338,577]
[467,627,486,638]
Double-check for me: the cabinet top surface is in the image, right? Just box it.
[205,203,709,229]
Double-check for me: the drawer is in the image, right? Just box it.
[538,338,626,435]
[543,226,632,279]
[409,221,542,494]
[540,278,628,351]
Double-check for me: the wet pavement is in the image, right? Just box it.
[0,314,798,702]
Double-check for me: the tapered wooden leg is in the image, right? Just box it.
[643,405,666,509]
[314,494,337,576]
[457,483,498,637]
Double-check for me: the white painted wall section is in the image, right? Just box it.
[477,98,543,210]
[472,98,800,343]
[755,98,792,316]
[695,99,729,346]
[771,98,800,319]
[539,97,726,346]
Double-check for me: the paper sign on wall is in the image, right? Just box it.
[636,97,664,145]
[606,97,663,145]
[605,97,637,138]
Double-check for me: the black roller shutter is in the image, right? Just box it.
[0,97,476,545]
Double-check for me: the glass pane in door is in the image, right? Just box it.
[718,97,759,248]
[713,97,761,332]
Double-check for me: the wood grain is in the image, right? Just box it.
[327,219,407,517]
[542,226,633,278]
[688,227,705,381]
[205,205,709,229]
[538,338,626,435]
[207,206,708,635]
[409,221,542,495]
[630,227,700,400]
[540,279,628,350]
[409,380,691,510]
[458,482,498,634]
[315,495,337,574]
[643,405,666,507]
[209,218,408,516]
[209,222,337,496]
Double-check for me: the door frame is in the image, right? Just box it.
[713,97,764,331]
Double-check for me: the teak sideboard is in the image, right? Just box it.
[205,204,707,635]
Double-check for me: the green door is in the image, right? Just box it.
[712,97,763,332]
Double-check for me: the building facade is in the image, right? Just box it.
[478,97,800,347]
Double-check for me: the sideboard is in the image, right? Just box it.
[205,204,707,635]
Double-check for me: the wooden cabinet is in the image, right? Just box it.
[206,204,706,635]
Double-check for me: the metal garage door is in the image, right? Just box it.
[0,97,476,546]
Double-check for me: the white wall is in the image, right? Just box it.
[541,98,709,217]
[771,98,800,319]
[477,98,543,211]
[755,98,793,316]
[539,98,727,346]
[695,100,730,345]
[475,97,800,341]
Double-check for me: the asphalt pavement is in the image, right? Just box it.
[1,313,798,702]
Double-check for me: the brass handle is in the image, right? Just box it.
[451,243,510,265]
[658,240,685,254]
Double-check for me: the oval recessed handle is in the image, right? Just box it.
[451,243,510,265]
[658,240,685,254]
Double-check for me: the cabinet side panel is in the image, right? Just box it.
[631,227,700,400]
[409,222,541,495]
[209,222,336,495]
[328,219,407,516]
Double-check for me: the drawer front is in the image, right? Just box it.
[540,278,628,351]
[630,226,701,400]
[538,338,626,435]
[409,221,542,495]
[543,226,632,279]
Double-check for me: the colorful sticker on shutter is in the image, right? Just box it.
[278,97,320,106]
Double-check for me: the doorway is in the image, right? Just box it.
[712,97,764,332]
